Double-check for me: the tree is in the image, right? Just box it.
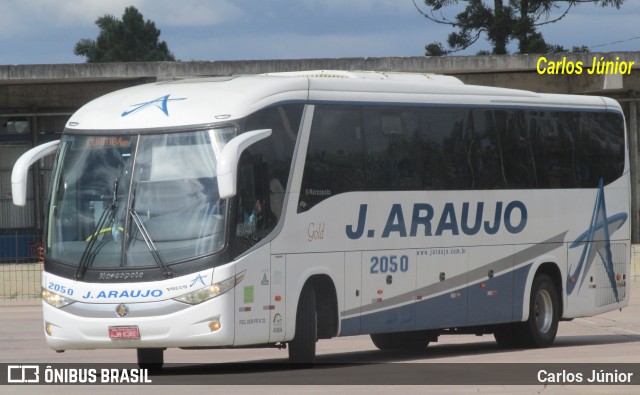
[415,1,624,56]
[74,6,176,63]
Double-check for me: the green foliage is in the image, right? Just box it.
[426,42,448,56]
[416,0,625,55]
[572,45,590,53]
[74,6,176,63]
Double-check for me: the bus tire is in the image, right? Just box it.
[137,348,164,371]
[370,333,398,350]
[522,274,559,348]
[288,284,317,363]
[371,332,429,351]
[493,324,522,348]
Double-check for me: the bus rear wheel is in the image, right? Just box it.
[288,284,317,363]
[521,274,559,348]
[371,331,430,351]
[493,324,522,348]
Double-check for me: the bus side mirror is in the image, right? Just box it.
[12,140,60,206]
[217,129,271,199]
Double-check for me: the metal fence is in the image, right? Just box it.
[0,262,42,300]
[0,229,43,301]
[0,230,42,264]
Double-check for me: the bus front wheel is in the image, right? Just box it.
[137,348,164,371]
[288,284,317,363]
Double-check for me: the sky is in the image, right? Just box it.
[0,0,639,65]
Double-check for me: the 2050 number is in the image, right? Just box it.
[47,281,74,296]
[370,255,409,274]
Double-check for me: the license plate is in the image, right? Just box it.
[108,326,140,340]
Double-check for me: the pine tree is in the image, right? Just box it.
[74,6,176,63]
[415,0,624,56]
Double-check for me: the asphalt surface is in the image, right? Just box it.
[2,280,640,394]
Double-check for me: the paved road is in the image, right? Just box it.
[2,280,640,394]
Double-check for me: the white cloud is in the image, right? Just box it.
[174,27,433,62]
[0,0,242,39]
[137,0,243,27]
[302,0,413,15]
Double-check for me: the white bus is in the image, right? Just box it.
[13,70,630,366]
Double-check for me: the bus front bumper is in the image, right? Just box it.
[41,293,235,350]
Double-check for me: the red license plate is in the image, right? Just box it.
[108,326,140,340]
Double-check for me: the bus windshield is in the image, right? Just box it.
[46,128,235,272]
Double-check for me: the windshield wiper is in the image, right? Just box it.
[129,210,174,278]
[75,177,119,280]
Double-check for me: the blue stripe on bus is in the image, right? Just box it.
[339,263,533,336]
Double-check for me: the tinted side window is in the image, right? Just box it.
[298,104,625,213]
[233,104,303,254]
[299,106,364,212]
[576,112,625,188]
[364,108,421,191]
[529,111,579,188]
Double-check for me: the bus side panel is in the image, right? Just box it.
[415,245,468,329]
[360,249,416,334]
[563,180,630,318]
[466,245,515,326]
[269,253,286,343]
[565,241,629,318]
[341,251,362,336]
[233,245,271,346]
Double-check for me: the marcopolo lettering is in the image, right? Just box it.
[346,201,527,240]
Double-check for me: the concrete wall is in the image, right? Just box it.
[2,51,639,88]
[1,53,640,301]
[3,52,639,116]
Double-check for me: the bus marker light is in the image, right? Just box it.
[570,278,577,283]
[479,283,486,289]
[275,295,282,302]
[209,320,221,332]
[377,290,383,295]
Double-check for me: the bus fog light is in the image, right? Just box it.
[209,319,221,332]
[45,323,53,336]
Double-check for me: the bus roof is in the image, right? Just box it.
[65,70,620,131]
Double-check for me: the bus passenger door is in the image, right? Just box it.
[360,251,416,334]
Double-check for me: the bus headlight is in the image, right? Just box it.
[174,271,245,305]
[42,288,74,308]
